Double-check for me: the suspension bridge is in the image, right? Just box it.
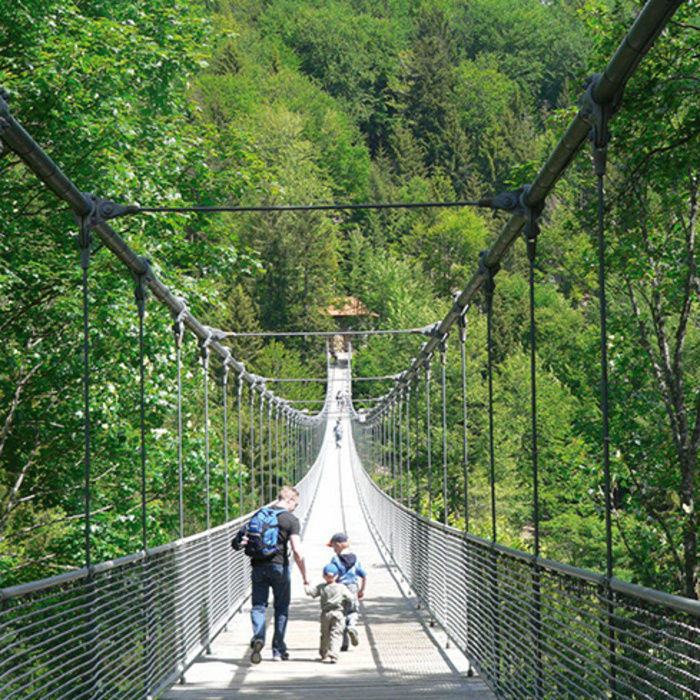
[1,0,698,697]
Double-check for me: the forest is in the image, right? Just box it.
[0,0,697,600]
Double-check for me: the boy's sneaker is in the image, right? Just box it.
[272,651,290,661]
[348,627,359,646]
[250,638,263,664]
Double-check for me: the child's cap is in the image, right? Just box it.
[323,564,338,576]
[326,532,348,547]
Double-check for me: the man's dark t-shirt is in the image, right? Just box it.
[252,506,300,567]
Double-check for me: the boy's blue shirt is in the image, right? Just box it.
[331,552,366,584]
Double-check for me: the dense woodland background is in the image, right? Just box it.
[0,0,697,598]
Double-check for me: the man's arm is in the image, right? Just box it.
[231,526,247,551]
[289,533,309,585]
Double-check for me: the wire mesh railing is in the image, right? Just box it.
[351,442,700,698]
[0,437,325,699]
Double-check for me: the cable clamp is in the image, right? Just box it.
[203,324,232,343]
[420,321,443,338]
[581,74,623,176]
[478,249,499,288]
[199,329,213,367]
[130,258,152,317]
[479,185,531,217]
[517,185,544,262]
[171,298,188,348]
[79,192,140,230]
[478,249,499,312]
[451,290,470,319]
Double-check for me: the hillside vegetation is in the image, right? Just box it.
[0,0,697,598]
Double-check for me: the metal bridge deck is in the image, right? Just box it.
[162,363,494,699]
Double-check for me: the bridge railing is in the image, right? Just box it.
[351,439,700,698]
[0,434,325,699]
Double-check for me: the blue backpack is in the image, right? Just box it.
[244,507,280,559]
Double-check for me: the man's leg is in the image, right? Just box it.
[269,564,291,657]
[251,565,270,645]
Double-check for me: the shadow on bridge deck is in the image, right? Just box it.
[162,361,494,699]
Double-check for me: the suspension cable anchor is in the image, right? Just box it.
[454,292,468,343]
[420,321,443,339]
[203,325,234,343]
[171,298,188,349]
[478,249,499,312]
[479,185,531,217]
[79,192,140,230]
[131,258,152,317]
[581,73,623,176]
[517,185,544,262]
[77,216,93,271]
[199,329,214,368]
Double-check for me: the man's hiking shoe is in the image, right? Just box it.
[250,638,263,664]
[348,627,359,646]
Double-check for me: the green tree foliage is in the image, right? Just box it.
[2,0,695,604]
[0,0,268,584]
[575,0,699,598]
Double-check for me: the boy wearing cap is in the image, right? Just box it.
[327,532,367,650]
[305,564,353,663]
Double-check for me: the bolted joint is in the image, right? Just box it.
[78,192,140,231]
[130,258,152,317]
[222,359,230,387]
[439,338,448,365]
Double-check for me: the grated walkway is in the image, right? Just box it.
[162,362,494,699]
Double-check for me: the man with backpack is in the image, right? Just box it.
[231,485,309,663]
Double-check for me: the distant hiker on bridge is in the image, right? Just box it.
[305,563,353,664]
[333,418,343,448]
[327,532,366,651]
[231,485,309,663]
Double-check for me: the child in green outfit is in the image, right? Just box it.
[304,564,353,663]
